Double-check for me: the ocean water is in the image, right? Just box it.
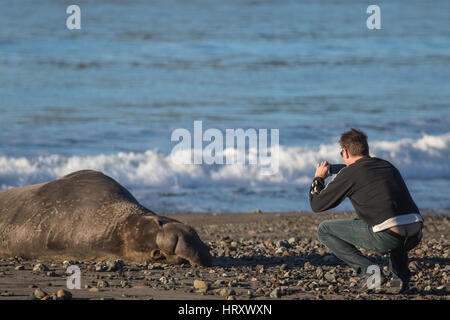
[1,0,449,214]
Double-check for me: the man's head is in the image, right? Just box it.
[339,128,369,166]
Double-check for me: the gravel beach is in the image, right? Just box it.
[0,211,448,300]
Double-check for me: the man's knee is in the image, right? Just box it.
[317,220,332,240]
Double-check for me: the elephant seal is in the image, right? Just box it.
[0,170,212,266]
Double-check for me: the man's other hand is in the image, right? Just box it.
[315,161,331,179]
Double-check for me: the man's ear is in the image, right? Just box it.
[344,149,350,159]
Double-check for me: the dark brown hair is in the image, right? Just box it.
[339,128,369,156]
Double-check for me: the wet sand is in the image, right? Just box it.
[0,211,448,300]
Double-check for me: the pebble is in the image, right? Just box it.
[409,261,420,271]
[316,267,324,278]
[32,288,47,300]
[0,291,13,297]
[214,279,225,286]
[219,288,236,297]
[324,271,336,283]
[193,279,210,291]
[276,240,290,248]
[97,280,109,288]
[148,263,163,270]
[15,265,24,271]
[106,260,124,272]
[95,263,105,272]
[56,289,72,300]
[270,288,281,298]
[32,263,49,272]
[159,276,168,284]
[308,281,318,290]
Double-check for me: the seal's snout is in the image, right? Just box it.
[156,222,212,267]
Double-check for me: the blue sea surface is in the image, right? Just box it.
[0,0,449,213]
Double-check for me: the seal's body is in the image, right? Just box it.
[0,170,212,266]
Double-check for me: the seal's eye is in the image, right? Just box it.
[150,249,162,260]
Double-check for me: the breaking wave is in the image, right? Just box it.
[0,133,449,191]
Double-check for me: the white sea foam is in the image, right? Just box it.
[0,133,449,191]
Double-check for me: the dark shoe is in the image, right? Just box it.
[385,277,409,294]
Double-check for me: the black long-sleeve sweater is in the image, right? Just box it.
[309,156,420,226]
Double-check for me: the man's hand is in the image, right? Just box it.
[314,161,331,179]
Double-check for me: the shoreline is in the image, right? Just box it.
[0,211,448,300]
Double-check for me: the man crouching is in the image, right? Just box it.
[309,128,423,293]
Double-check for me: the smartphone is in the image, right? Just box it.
[329,164,346,175]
